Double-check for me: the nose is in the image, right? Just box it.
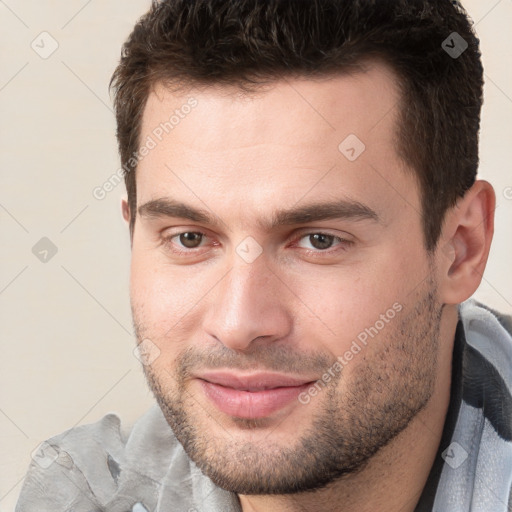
[202,254,292,352]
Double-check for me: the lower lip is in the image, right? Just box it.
[199,380,311,419]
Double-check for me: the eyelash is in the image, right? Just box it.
[161,230,353,257]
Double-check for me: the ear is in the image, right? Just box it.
[437,180,495,304]
[121,197,130,224]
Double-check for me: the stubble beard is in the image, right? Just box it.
[135,276,443,495]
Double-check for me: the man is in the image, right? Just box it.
[16,1,512,511]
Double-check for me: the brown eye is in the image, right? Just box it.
[294,232,352,255]
[308,233,335,250]
[179,232,203,248]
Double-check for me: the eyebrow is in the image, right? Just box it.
[138,197,380,229]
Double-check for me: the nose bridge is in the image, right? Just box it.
[221,254,275,325]
[203,252,291,350]
[231,254,274,307]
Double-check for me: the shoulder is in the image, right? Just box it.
[459,298,512,394]
[16,405,187,512]
[438,299,512,511]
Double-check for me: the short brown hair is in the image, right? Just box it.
[110,0,483,250]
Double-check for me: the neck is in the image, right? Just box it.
[238,306,458,512]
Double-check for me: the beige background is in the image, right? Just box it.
[0,1,511,509]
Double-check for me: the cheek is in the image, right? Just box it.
[130,251,186,336]
[130,249,221,347]
[311,253,418,357]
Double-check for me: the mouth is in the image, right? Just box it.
[195,371,315,419]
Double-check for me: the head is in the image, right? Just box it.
[111,0,495,496]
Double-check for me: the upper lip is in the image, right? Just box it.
[197,371,315,391]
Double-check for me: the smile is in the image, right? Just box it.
[196,372,315,419]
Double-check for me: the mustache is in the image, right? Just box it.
[172,342,337,380]
[133,321,340,379]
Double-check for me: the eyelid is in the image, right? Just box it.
[161,229,212,252]
[292,227,353,240]
[161,228,353,258]
[291,230,353,252]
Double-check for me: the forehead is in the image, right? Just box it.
[143,60,401,146]
[136,61,419,228]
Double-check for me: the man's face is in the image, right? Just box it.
[129,62,444,493]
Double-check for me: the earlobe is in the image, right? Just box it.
[438,180,495,304]
[121,198,130,223]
